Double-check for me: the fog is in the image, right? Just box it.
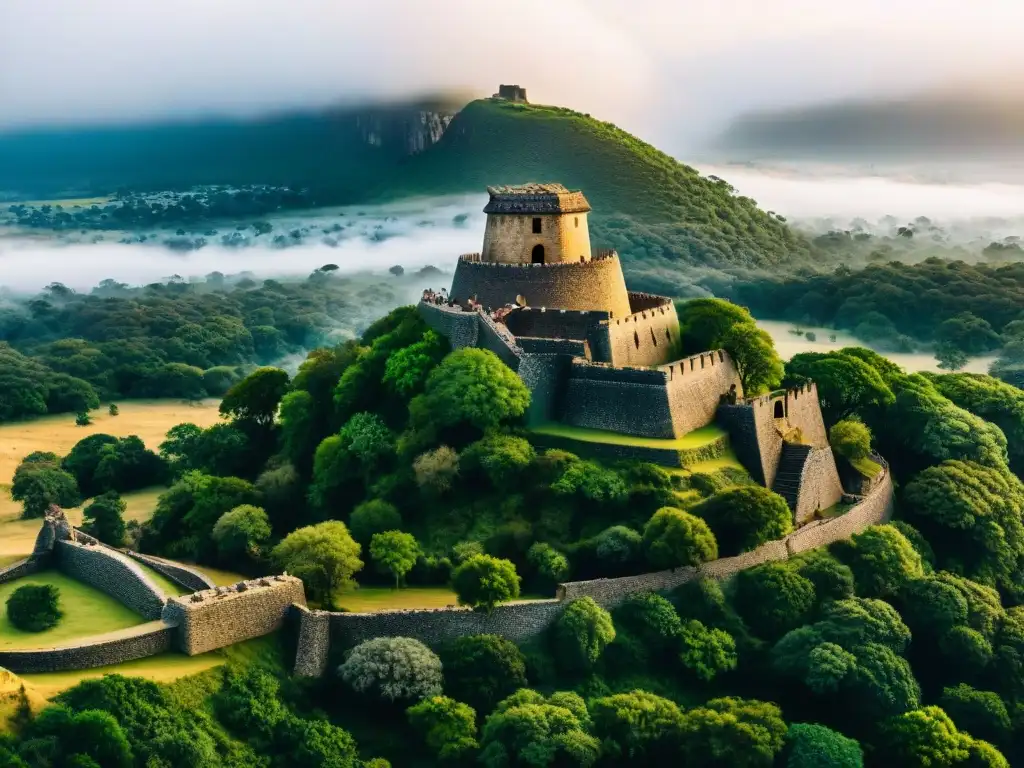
[6,0,1024,152]
[0,195,486,292]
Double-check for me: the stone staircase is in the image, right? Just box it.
[772,443,812,511]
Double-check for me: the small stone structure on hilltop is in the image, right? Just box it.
[419,183,846,521]
[493,84,528,103]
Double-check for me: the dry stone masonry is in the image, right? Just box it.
[56,539,167,620]
[126,551,217,592]
[0,622,174,674]
[163,576,306,655]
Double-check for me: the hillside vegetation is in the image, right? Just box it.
[388,99,810,271]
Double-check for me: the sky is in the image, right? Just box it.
[3,0,1024,150]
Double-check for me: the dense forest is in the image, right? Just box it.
[7,299,1024,766]
[0,270,417,423]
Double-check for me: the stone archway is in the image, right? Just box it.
[531,244,545,264]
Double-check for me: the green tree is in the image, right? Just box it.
[883,706,973,767]
[11,457,81,519]
[590,690,684,764]
[679,619,738,681]
[62,433,119,496]
[6,584,61,632]
[339,637,443,702]
[348,500,403,547]
[938,684,1011,747]
[642,506,717,569]
[413,446,461,496]
[278,389,317,470]
[219,366,289,427]
[441,634,528,714]
[840,525,924,598]
[211,504,271,561]
[692,486,792,556]
[272,521,363,608]
[370,530,420,588]
[409,349,530,441]
[383,330,447,397]
[789,550,855,602]
[720,321,785,394]
[614,593,683,653]
[339,411,394,479]
[526,542,570,588]
[461,435,536,490]
[478,689,600,768]
[108,403,119,416]
[734,563,816,639]
[81,491,127,546]
[785,351,895,425]
[407,695,478,762]
[554,597,616,672]
[22,705,132,768]
[75,411,92,426]
[452,555,520,613]
[678,697,787,768]
[274,716,361,768]
[829,419,872,461]
[783,723,863,768]
[936,342,970,371]
[677,297,752,353]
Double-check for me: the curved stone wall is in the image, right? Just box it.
[0,621,174,674]
[449,254,632,320]
[0,557,45,585]
[56,540,167,620]
[793,447,845,524]
[293,468,894,676]
[126,551,216,592]
[163,576,306,655]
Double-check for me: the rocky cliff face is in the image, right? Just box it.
[355,109,456,156]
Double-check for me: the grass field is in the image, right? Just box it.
[0,571,144,650]
[0,486,166,563]
[0,398,221,486]
[531,423,727,450]
[186,564,249,587]
[133,562,192,598]
[334,586,460,612]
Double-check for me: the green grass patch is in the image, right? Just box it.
[685,450,747,475]
[532,423,726,450]
[851,456,883,478]
[133,562,192,598]
[819,502,855,519]
[334,586,460,612]
[186,564,249,587]
[0,571,144,650]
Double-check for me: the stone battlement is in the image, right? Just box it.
[457,250,618,268]
[743,381,817,408]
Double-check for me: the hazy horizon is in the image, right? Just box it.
[6,1,1024,154]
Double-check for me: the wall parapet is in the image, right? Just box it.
[126,551,217,592]
[458,251,619,268]
[0,557,46,585]
[0,621,174,674]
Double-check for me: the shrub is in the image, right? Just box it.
[614,593,682,653]
[679,619,738,681]
[593,525,643,571]
[348,500,402,546]
[554,597,616,672]
[783,723,864,768]
[461,435,535,490]
[441,634,528,713]
[734,563,816,639]
[413,446,460,495]
[339,637,443,702]
[211,504,271,560]
[830,420,872,461]
[271,521,363,609]
[526,542,570,588]
[693,486,793,555]
[7,584,62,632]
[642,506,717,569]
[407,695,478,762]
[452,555,520,613]
[81,491,127,546]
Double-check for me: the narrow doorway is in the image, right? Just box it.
[531,244,545,264]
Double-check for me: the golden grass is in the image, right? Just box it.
[0,486,166,562]
[0,398,221,485]
[0,571,145,651]
[186,564,249,587]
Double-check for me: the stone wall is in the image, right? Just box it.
[419,302,480,349]
[793,447,845,525]
[516,337,588,357]
[449,254,632,320]
[476,312,525,371]
[163,576,306,655]
[783,383,829,448]
[126,551,217,592]
[481,211,592,265]
[504,307,607,340]
[0,621,174,674]
[0,557,46,585]
[598,298,680,368]
[562,376,676,438]
[293,467,894,676]
[665,350,742,437]
[56,540,167,620]
[518,353,571,425]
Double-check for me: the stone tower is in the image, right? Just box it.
[480,184,593,265]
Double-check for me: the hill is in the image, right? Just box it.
[383,99,811,274]
[712,92,1024,161]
